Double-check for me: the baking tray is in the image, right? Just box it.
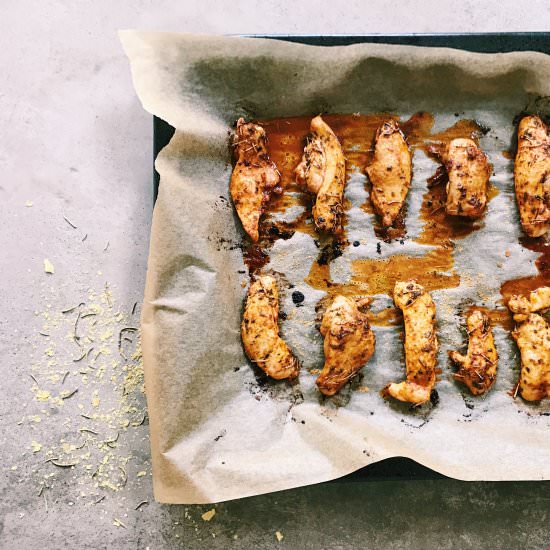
[153,32,550,482]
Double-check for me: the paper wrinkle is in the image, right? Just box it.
[122,31,550,504]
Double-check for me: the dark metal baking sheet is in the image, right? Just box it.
[152,32,550,482]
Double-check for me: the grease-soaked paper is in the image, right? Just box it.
[120,31,550,504]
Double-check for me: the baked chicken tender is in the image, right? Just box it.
[512,313,550,401]
[295,115,346,233]
[508,286,550,323]
[449,310,498,395]
[441,138,492,218]
[230,118,281,242]
[316,296,376,396]
[382,281,438,405]
[241,275,299,380]
[366,120,412,227]
[514,115,550,237]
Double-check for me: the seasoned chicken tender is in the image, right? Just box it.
[508,286,550,323]
[514,115,550,237]
[512,313,550,401]
[230,118,281,242]
[295,116,346,233]
[241,275,299,380]
[316,296,376,396]
[366,120,412,227]
[441,138,492,218]
[449,310,498,395]
[382,281,438,405]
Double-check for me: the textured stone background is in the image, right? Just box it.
[2,2,550,548]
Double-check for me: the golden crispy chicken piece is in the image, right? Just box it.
[449,310,498,395]
[295,116,346,233]
[382,281,438,405]
[512,313,550,401]
[316,296,375,396]
[440,138,492,218]
[241,275,299,380]
[514,115,550,237]
[230,118,281,242]
[508,286,550,323]
[366,120,412,227]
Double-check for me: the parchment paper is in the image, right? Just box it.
[120,31,550,504]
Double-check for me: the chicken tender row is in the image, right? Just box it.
[242,277,550,404]
[230,115,549,241]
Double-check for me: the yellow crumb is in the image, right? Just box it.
[44,259,55,274]
[31,441,42,453]
[201,509,216,521]
[275,531,284,542]
[100,330,114,341]
[25,201,33,207]
[35,390,51,402]
[137,471,146,477]
[91,390,100,408]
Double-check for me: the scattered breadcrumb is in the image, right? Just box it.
[137,470,146,477]
[44,259,55,274]
[276,531,284,542]
[25,201,33,207]
[29,283,147,501]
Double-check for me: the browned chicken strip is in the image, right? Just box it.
[241,275,299,380]
[514,115,550,237]
[382,281,438,405]
[366,120,412,227]
[440,138,492,219]
[230,118,281,242]
[295,116,346,233]
[508,286,550,323]
[512,313,550,401]
[449,310,498,395]
[316,296,375,396]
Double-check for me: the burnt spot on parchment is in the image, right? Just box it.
[318,372,365,409]
[245,368,304,410]
[213,429,227,442]
[207,234,245,252]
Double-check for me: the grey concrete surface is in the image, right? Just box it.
[2,1,550,549]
